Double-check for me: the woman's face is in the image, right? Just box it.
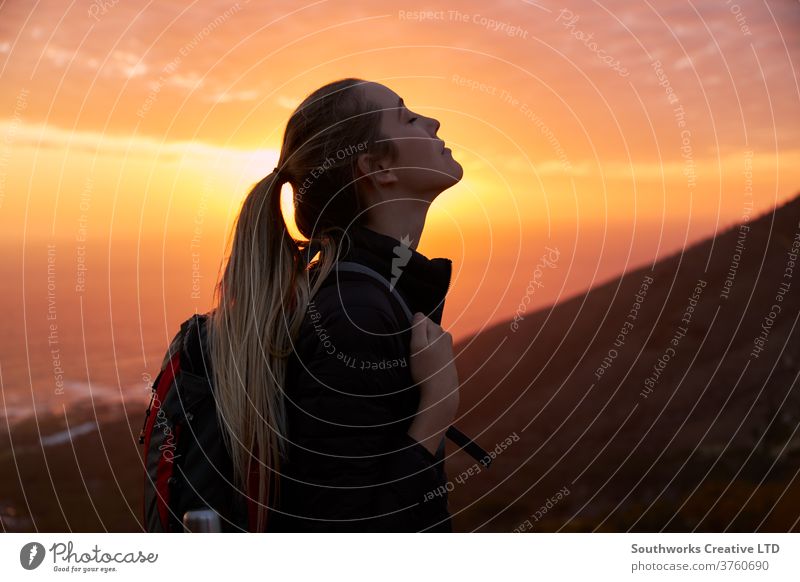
[358,82,463,200]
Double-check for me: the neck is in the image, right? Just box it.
[361,199,430,250]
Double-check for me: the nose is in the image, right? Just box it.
[429,116,440,135]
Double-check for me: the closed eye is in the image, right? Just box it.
[408,117,418,124]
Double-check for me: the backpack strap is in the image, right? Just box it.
[334,261,414,322]
[141,345,183,531]
[332,261,492,468]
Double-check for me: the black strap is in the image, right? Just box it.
[335,261,414,322]
[333,261,491,468]
[446,426,492,468]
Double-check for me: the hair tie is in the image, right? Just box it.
[299,237,323,267]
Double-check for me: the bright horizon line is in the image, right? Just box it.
[3,118,794,181]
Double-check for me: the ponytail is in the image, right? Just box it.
[207,168,304,531]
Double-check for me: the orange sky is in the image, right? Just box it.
[1,0,798,339]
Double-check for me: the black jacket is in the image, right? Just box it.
[267,224,455,532]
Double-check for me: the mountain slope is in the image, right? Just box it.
[450,193,800,532]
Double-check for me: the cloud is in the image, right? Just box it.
[276,95,301,110]
[500,149,799,180]
[206,89,260,103]
[0,118,277,167]
[167,73,205,90]
[674,40,719,70]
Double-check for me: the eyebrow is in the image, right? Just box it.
[397,97,404,120]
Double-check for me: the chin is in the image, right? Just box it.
[446,157,464,183]
[454,157,464,178]
[433,172,462,195]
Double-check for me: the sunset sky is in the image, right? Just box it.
[1,0,798,341]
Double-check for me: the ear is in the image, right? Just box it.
[356,152,398,187]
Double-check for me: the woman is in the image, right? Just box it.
[207,78,465,532]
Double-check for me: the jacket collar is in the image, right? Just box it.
[337,223,453,325]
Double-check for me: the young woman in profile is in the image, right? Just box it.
[203,78,466,532]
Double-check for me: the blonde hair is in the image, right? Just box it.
[206,78,397,531]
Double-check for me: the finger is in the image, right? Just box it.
[410,312,428,351]
[427,319,444,341]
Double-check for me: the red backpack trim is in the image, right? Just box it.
[142,350,182,531]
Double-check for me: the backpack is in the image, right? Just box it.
[140,261,490,532]
[140,312,253,532]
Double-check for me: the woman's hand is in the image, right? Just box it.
[407,312,460,456]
